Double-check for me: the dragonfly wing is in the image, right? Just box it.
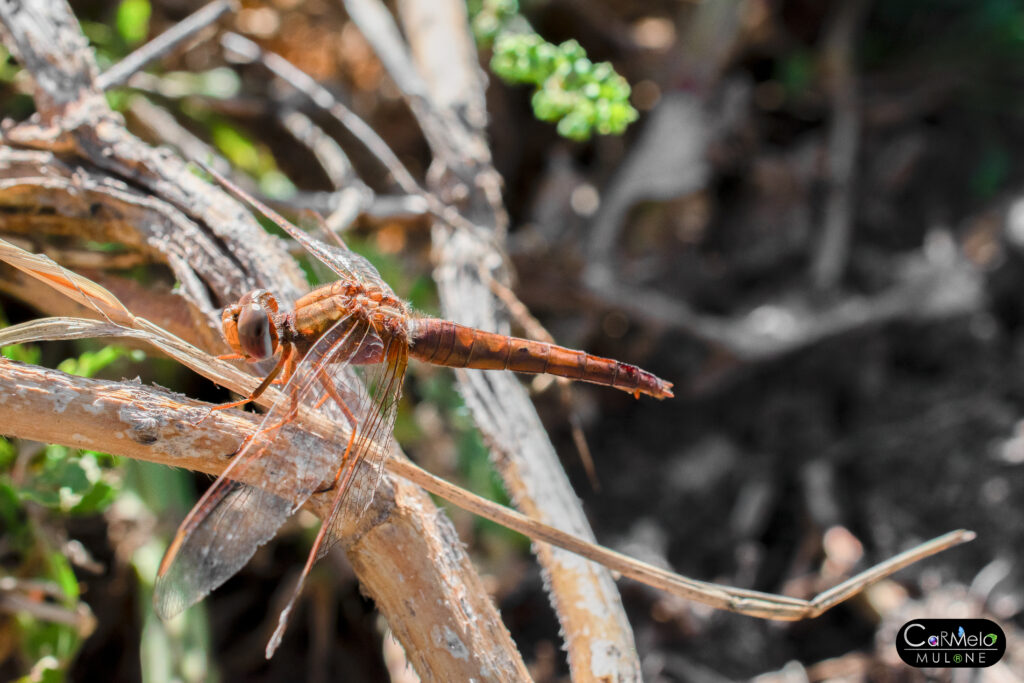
[335,335,408,524]
[154,314,372,619]
[197,160,393,294]
[337,247,393,294]
[266,335,409,656]
[155,481,290,618]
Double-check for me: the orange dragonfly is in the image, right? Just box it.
[153,162,673,657]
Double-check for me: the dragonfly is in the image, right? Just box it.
[152,162,674,656]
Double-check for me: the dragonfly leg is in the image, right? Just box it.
[312,370,358,427]
[193,344,295,425]
[316,420,357,493]
[314,369,360,493]
[266,427,361,658]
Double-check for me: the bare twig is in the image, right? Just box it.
[812,0,870,290]
[125,95,231,174]
[0,588,96,636]
[276,108,377,235]
[97,0,237,90]
[587,253,983,364]
[389,457,975,619]
[218,31,492,243]
[584,0,746,292]
[484,270,601,488]
[278,109,356,189]
[219,31,420,194]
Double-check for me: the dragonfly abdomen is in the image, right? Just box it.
[408,318,673,399]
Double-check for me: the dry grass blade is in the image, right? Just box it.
[0,237,270,406]
[0,230,975,628]
[389,458,976,620]
[0,237,135,326]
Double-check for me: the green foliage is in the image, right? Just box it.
[2,341,41,364]
[491,34,638,141]
[123,461,215,683]
[204,120,296,199]
[57,345,140,379]
[0,438,109,681]
[0,310,41,365]
[469,1,638,140]
[467,0,521,46]
[14,446,119,515]
[0,335,129,679]
[115,0,151,46]
[0,45,22,83]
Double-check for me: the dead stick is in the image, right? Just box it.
[388,456,975,620]
[98,0,236,90]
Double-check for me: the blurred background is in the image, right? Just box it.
[2,0,1024,680]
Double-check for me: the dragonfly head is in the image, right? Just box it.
[222,289,280,361]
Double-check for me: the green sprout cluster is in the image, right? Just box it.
[467,0,521,46]
[468,0,639,141]
[490,34,638,141]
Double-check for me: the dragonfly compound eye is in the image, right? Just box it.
[237,302,277,360]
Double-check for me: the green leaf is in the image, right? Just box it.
[46,551,80,603]
[116,0,151,46]
[468,0,521,46]
[0,438,15,469]
[0,480,23,530]
[15,446,120,514]
[211,123,261,174]
[0,304,41,364]
[57,345,128,378]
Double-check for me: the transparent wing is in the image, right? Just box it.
[317,334,408,543]
[196,160,392,294]
[265,336,408,657]
[154,314,371,620]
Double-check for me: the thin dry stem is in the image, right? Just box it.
[97,0,236,90]
[0,356,974,627]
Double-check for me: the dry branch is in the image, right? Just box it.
[0,359,529,680]
[97,0,235,90]
[0,317,975,660]
[359,0,644,678]
[0,1,529,678]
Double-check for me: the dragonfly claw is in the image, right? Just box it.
[190,407,217,427]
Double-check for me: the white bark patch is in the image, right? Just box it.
[430,625,470,661]
[82,397,109,414]
[551,549,617,619]
[590,640,633,681]
[50,385,77,413]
